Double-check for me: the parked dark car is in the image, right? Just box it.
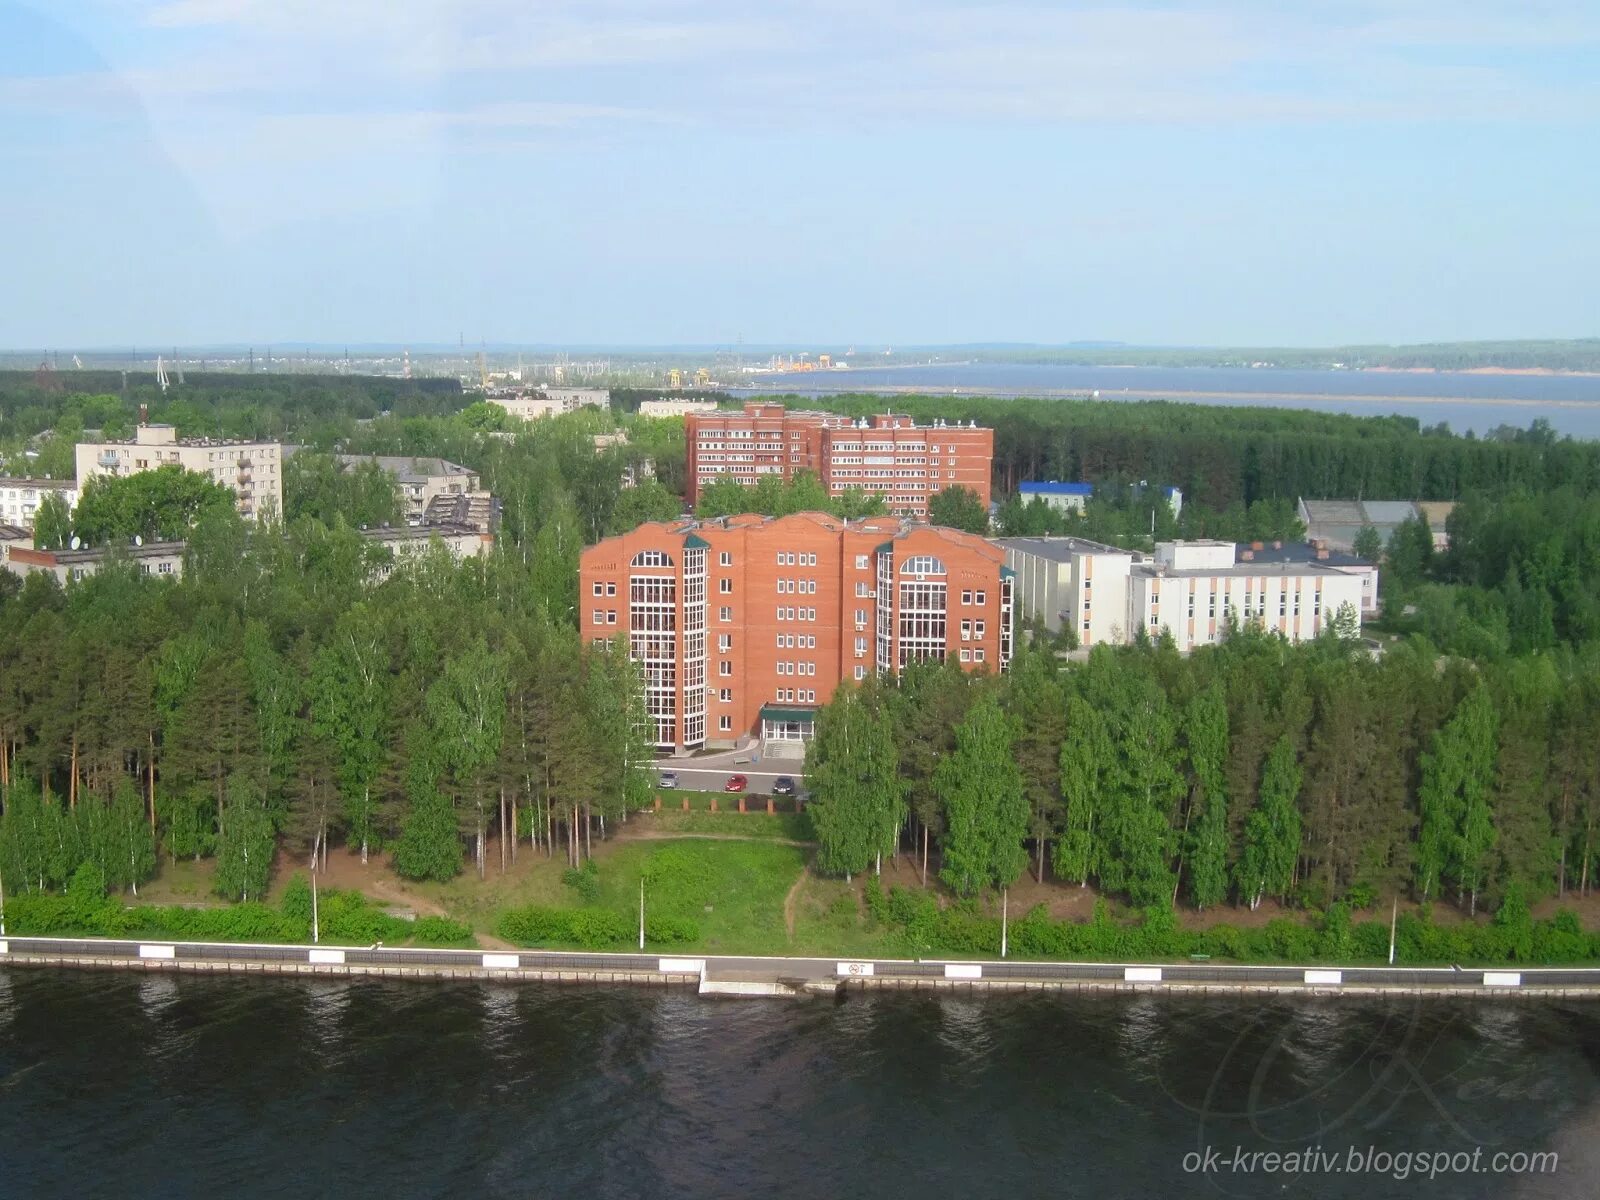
[724,774,747,793]
[771,776,797,796]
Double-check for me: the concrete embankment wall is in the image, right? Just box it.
[4,938,1600,998]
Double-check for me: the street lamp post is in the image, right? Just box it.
[638,878,646,950]
[312,868,320,945]
[1001,888,1009,959]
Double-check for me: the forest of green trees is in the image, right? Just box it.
[789,391,1600,507]
[4,370,1600,959]
[808,630,1600,928]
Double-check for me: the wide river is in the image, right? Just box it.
[1,969,1592,1198]
[739,363,1600,439]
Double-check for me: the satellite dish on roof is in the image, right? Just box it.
[70,536,80,550]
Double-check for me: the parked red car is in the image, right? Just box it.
[724,774,748,793]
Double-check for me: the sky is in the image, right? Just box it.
[1,0,1597,349]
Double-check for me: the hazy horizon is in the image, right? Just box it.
[4,1,1597,348]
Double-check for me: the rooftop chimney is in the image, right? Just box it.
[138,403,148,425]
[1251,541,1264,551]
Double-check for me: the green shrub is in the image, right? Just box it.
[562,859,602,904]
[409,915,474,946]
[644,915,699,945]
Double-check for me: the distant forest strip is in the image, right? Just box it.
[789,392,1600,504]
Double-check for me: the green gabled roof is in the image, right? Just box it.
[683,533,710,549]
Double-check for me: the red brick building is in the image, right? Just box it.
[684,403,993,518]
[580,513,1014,750]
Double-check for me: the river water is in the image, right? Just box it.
[739,363,1600,439]
[1,969,1593,1198]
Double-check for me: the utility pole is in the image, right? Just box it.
[1,864,7,937]
[638,878,646,950]
[1387,896,1398,965]
[312,870,320,945]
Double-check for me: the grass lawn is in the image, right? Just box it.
[413,834,805,953]
[591,839,804,955]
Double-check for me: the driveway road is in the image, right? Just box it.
[654,765,805,796]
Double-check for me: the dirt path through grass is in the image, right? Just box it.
[783,867,808,942]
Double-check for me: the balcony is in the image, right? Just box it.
[96,451,121,468]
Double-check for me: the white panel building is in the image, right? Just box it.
[1000,537,1364,650]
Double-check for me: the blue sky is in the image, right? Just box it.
[2,0,1597,348]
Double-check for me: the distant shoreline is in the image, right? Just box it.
[736,381,1600,409]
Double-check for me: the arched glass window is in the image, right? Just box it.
[631,549,674,568]
[900,555,946,576]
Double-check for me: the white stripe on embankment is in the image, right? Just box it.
[837,962,874,977]
[1483,972,1522,987]
[138,944,176,960]
[944,963,982,979]
[308,948,345,965]
[659,958,705,974]
[1304,969,1343,985]
[0,941,9,955]
[482,953,520,970]
[1124,967,1162,983]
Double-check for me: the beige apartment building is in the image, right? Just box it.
[334,455,480,524]
[0,477,78,529]
[76,423,283,521]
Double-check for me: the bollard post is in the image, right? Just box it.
[738,796,746,813]
[681,796,689,812]
[653,795,661,812]
[710,797,718,813]
[766,797,775,815]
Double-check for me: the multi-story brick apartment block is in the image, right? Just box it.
[0,478,79,529]
[76,422,283,521]
[581,513,1014,750]
[684,402,993,519]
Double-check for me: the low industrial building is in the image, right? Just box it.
[1000,537,1364,649]
[1297,498,1454,553]
[0,477,79,529]
[640,398,719,418]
